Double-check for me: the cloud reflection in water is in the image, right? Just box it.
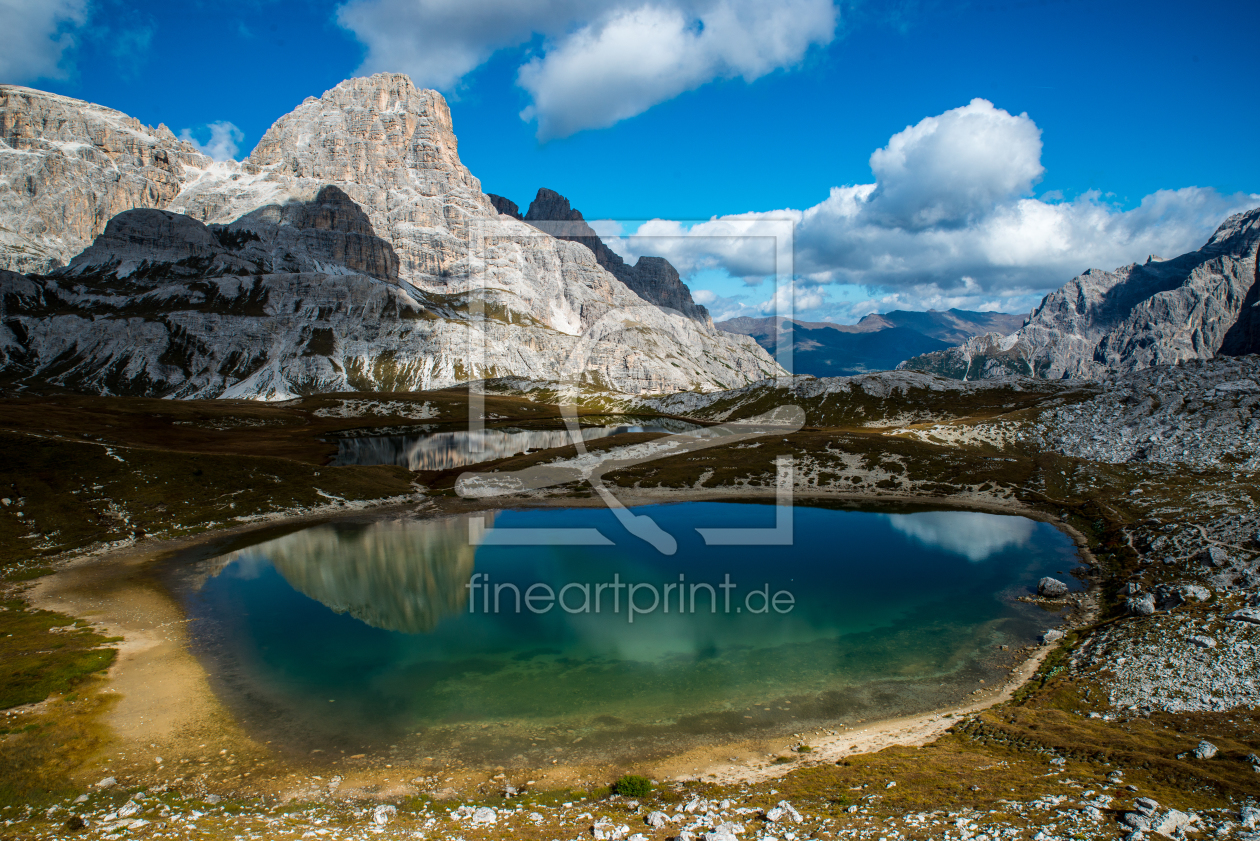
[885,511,1035,562]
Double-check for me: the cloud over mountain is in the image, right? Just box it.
[0,0,90,83]
[601,99,1259,320]
[178,121,245,162]
[337,0,837,139]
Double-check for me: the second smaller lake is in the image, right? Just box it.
[332,415,704,471]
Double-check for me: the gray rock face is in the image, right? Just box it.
[902,208,1260,380]
[1038,577,1069,597]
[516,187,714,325]
[0,85,211,273]
[1220,238,1260,356]
[224,184,401,281]
[487,193,521,219]
[0,76,780,398]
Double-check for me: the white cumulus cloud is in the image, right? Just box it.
[0,0,90,83]
[518,0,837,139]
[758,280,829,316]
[179,121,245,162]
[336,0,838,139]
[865,97,1044,230]
[610,98,1259,320]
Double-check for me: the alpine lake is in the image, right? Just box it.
[160,497,1083,769]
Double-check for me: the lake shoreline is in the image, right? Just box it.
[20,487,1098,799]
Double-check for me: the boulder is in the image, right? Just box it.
[1227,608,1260,625]
[1042,629,1066,644]
[1193,740,1218,759]
[372,805,396,826]
[1151,809,1194,837]
[764,800,801,824]
[1134,798,1160,816]
[1178,584,1210,602]
[1127,593,1157,615]
[1196,546,1230,568]
[645,812,668,829]
[1038,577,1070,597]
[1123,812,1152,831]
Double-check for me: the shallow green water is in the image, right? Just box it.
[173,502,1081,765]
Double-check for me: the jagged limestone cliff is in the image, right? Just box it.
[902,207,1260,380]
[0,76,780,398]
[490,187,714,326]
[0,85,211,274]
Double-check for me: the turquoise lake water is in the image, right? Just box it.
[171,502,1081,765]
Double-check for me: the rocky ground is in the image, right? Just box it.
[1023,357,1260,471]
[3,756,1258,841]
[3,358,1260,841]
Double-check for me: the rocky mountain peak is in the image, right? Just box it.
[503,186,713,326]
[524,188,584,224]
[0,84,211,273]
[170,74,498,284]
[487,194,521,219]
[245,73,483,201]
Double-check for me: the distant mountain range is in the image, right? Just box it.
[901,207,1260,380]
[718,310,1026,377]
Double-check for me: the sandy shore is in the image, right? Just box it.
[19,488,1097,799]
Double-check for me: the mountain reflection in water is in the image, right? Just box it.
[332,415,703,470]
[214,514,488,633]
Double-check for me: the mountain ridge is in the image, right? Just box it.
[0,76,781,399]
[489,187,713,326]
[717,309,1025,376]
[901,207,1260,380]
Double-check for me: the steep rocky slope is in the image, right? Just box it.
[490,187,713,325]
[0,85,211,274]
[0,76,779,398]
[901,208,1260,380]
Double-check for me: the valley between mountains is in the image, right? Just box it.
[0,73,1259,841]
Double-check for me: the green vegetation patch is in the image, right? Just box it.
[612,774,653,797]
[0,597,117,710]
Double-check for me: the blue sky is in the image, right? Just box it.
[4,0,1259,322]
